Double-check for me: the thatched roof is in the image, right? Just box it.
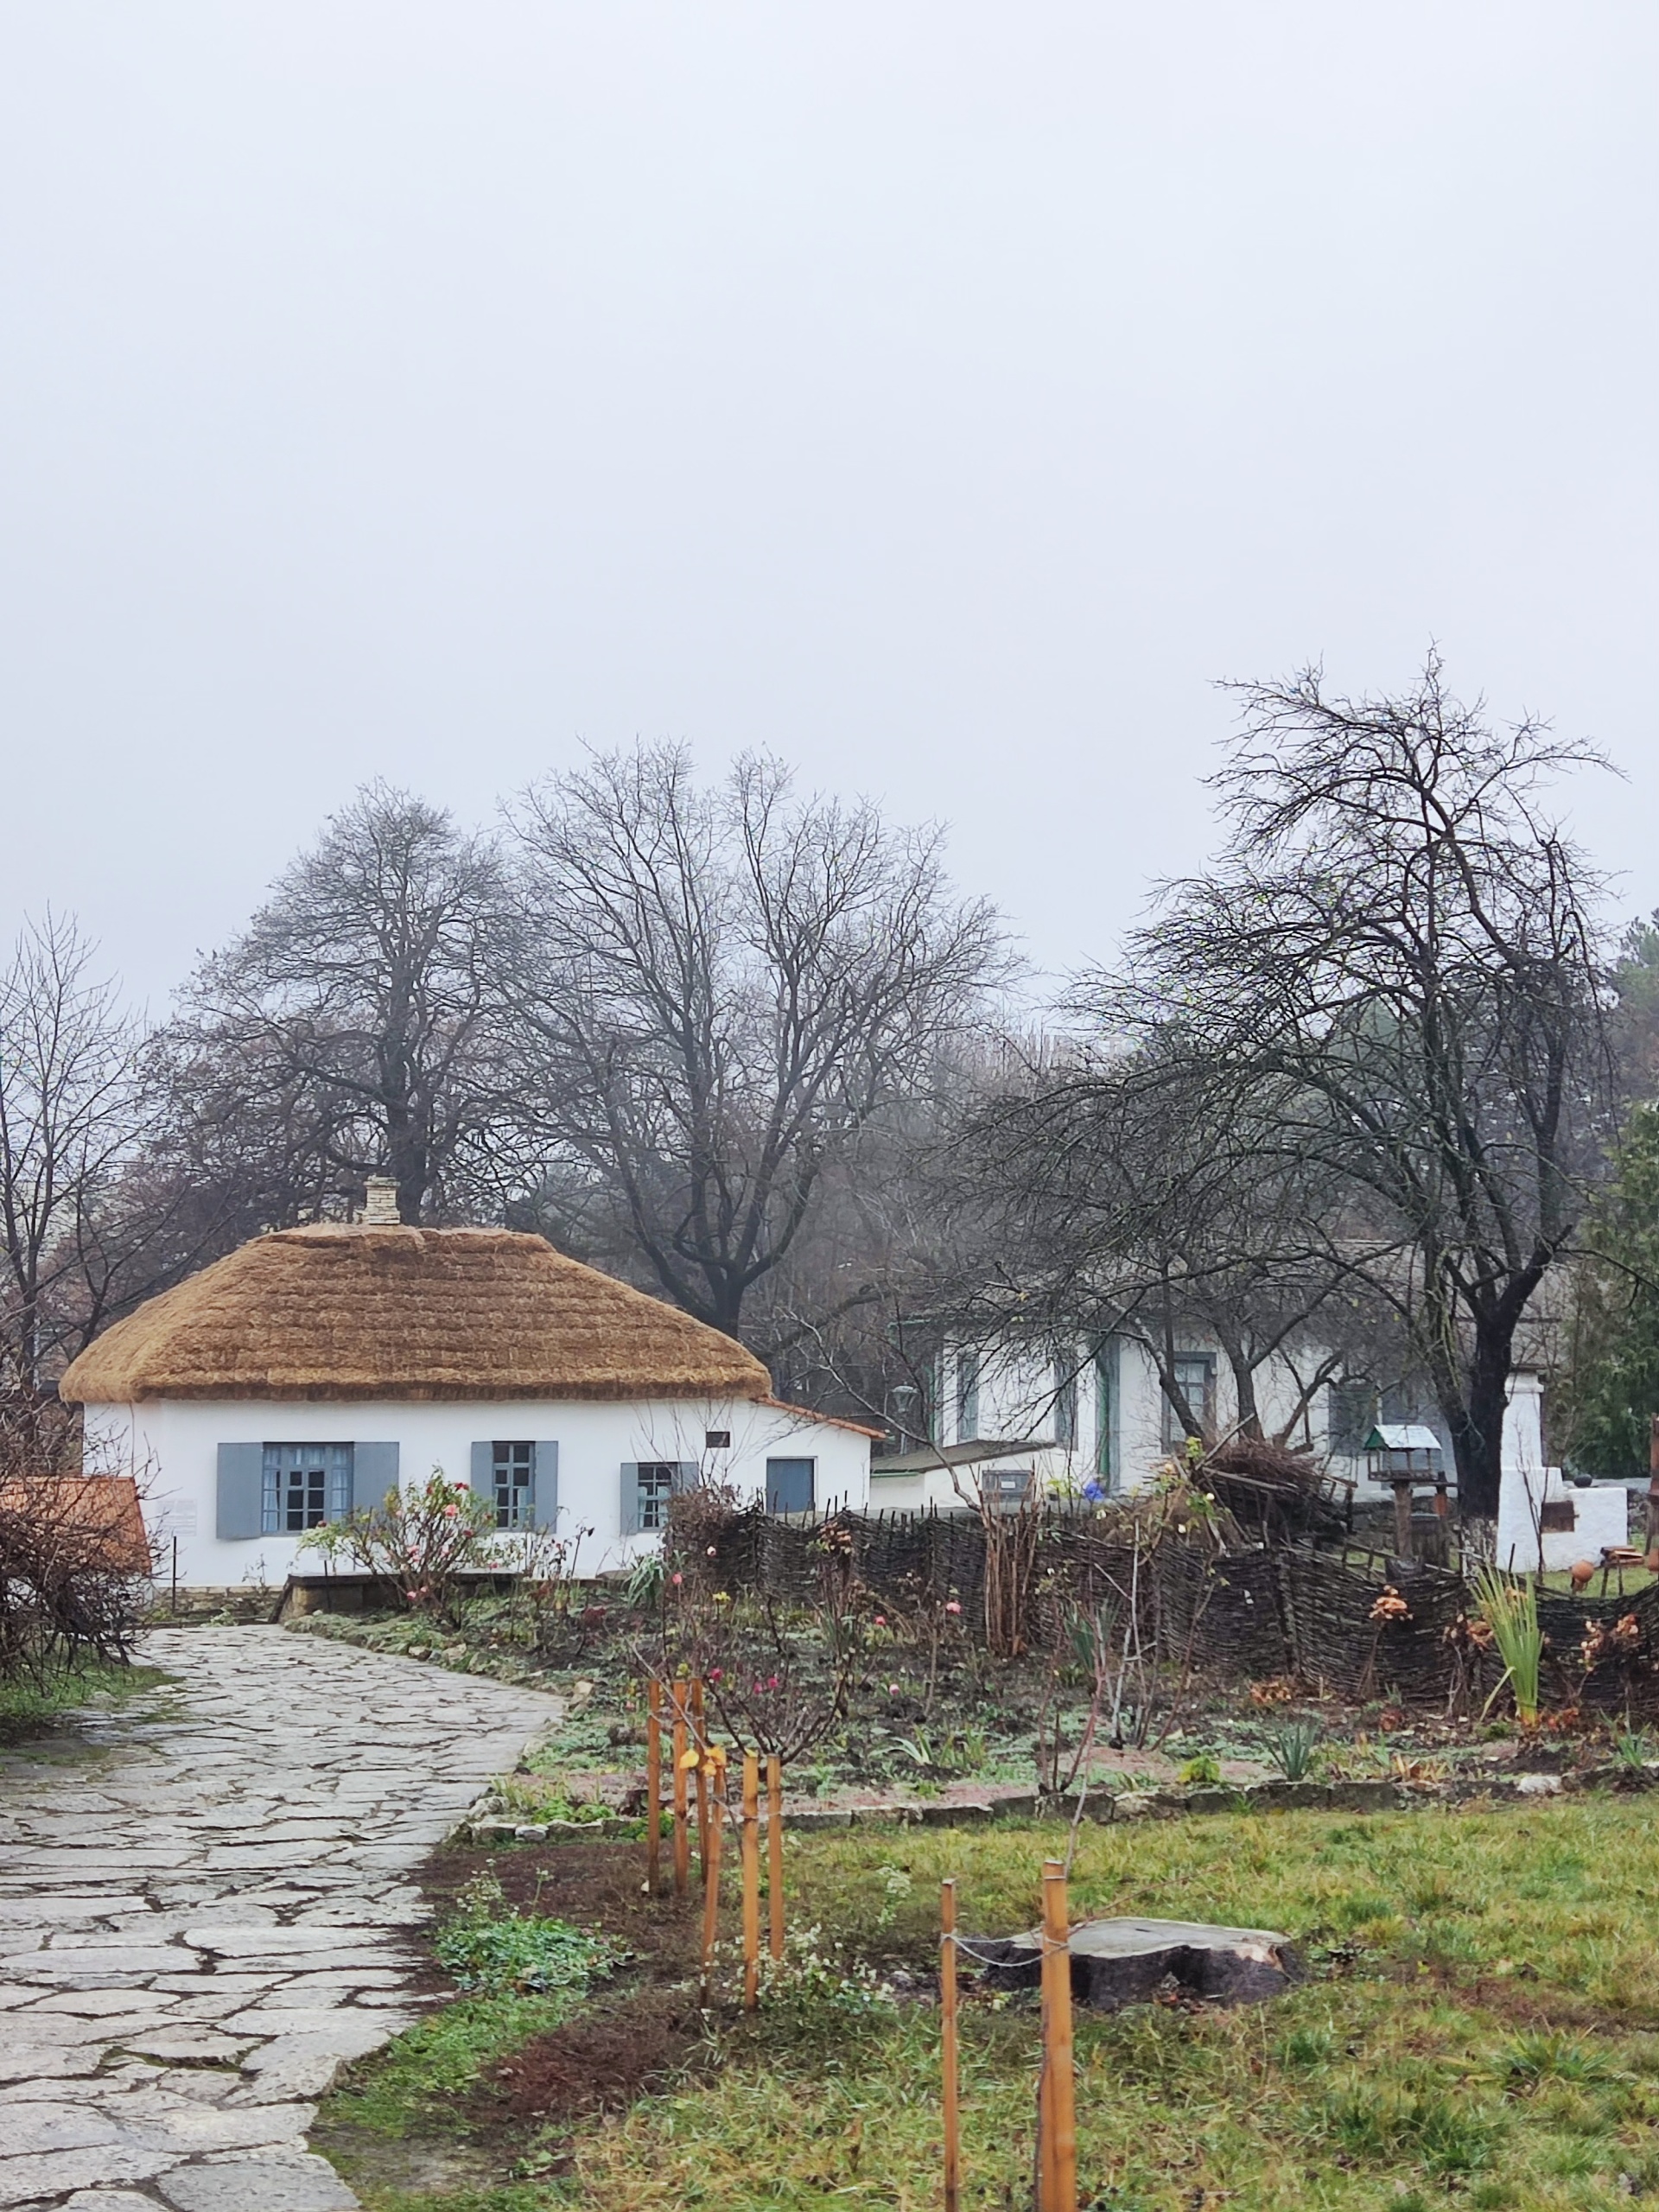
[58,1227,774,1406]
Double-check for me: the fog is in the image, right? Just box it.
[3,3,1656,1007]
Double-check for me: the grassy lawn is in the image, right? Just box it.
[0,1653,172,1740]
[321,1793,1659,2212]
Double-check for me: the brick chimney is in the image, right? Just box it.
[363,1176,401,1227]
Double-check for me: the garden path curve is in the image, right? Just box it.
[0,1624,560,2211]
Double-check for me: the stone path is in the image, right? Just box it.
[0,1627,560,2210]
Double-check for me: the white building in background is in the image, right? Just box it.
[870,1325,1451,1512]
[60,1192,874,1589]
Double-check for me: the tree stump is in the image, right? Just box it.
[969,1916,1303,2010]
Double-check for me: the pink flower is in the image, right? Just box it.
[767,1675,779,1690]
[873,1615,887,1628]
[442,1503,459,1519]
[708,1667,723,1682]
[944,1600,962,1616]
[671,1572,683,1586]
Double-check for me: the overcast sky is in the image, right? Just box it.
[2,3,1656,1011]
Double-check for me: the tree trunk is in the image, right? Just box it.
[1217,1331,1262,1440]
[1443,1323,1514,1521]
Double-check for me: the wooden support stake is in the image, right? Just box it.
[1039,1859,1077,2212]
[698,1757,724,2006]
[691,1677,711,1887]
[941,1878,960,2212]
[766,1752,785,1961]
[645,1679,663,1895]
[1390,1476,1414,1560]
[1647,1414,1659,1552]
[741,1750,761,2010]
[671,1681,690,1897]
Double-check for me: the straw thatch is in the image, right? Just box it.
[58,1227,773,1405]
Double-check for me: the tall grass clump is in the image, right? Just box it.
[1472,1567,1543,1726]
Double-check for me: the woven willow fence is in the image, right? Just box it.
[672,1503,1659,1711]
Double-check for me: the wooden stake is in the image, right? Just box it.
[671,1681,690,1897]
[698,1753,725,2006]
[741,1750,761,2010]
[645,1679,663,1895]
[941,1878,961,2212]
[691,1677,711,1886]
[1039,1859,1077,2212]
[766,1752,785,1961]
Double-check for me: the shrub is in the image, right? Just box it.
[301,1468,501,1617]
[0,1473,152,1686]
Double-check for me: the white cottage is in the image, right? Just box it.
[58,1218,874,1588]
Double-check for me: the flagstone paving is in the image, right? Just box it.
[0,1626,560,2209]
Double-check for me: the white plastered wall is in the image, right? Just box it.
[82,1395,871,1587]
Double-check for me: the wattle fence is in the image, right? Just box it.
[677,1503,1659,1711]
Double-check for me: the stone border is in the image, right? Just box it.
[449,1762,1656,1845]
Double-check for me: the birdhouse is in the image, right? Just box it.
[1362,1423,1447,1559]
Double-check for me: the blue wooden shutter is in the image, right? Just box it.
[619,1463,641,1535]
[470,1440,493,1497]
[353,1441,398,1512]
[531,1442,559,1529]
[216,1443,264,1539]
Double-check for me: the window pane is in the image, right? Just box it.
[493,1440,533,1529]
[637,1462,675,1531]
[263,1444,353,1534]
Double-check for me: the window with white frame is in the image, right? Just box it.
[262,1444,353,1534]
[636,1462,677,1531]
[493,1441,534,1529]
[1161,1355,1216,1449]
[956,1349,982,1441]
[1052,1351,1078,1447]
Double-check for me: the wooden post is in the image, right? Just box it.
[691,1677,711,1887]
[1039,1859,1077,2212]
[645,1679,663,1895]
[941,1878,960,2212]
[1390,1476,1414,1560]
[766,1752,785,1961]
[671,1681,690,1897]
[741,1750,761,2010]
[698,1751,725,2006]
[1646,1414,1659,1551]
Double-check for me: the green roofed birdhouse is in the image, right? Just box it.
[1363,1423,1449,1561]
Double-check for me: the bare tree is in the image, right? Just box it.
[171,785,521,1224]
[0,916,150,1453]
[505,745,1007,1338]
[959,1035,1390,1450]
[1071,658,1611,1518]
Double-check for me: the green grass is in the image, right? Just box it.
[0,1655,170,1737]
[326,1992,591,2141]
[555,1800,1659,2211]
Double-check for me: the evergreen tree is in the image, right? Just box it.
[1563,1103,1659,1476]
